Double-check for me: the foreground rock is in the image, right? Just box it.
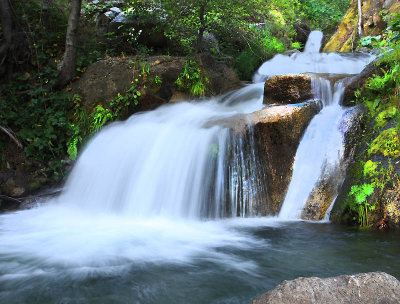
[252,272,400,304]
[264,75,313,105]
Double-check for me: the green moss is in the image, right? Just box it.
[369,127,400,158]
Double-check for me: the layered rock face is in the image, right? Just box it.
[252,272,400,304]
[324,0,400,52]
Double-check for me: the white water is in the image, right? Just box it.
[0,32,374,274]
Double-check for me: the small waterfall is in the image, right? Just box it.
[303,31,323,53]
[276,36,374,220]
[57,85,266,219]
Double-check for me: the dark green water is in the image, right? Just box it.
[1,216,399,304]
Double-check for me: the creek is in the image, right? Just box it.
[1,32,398,303]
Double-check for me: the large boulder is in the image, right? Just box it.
[252,272,400,304]
[264,75,313,105]
[71,55,242,114]
[203,99,321,215]
[251,100,321,214]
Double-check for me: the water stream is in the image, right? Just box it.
[0,32,394,303]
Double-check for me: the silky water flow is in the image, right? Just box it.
[0,31,385,304]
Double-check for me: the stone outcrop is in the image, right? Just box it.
[252,101,321,214]
[324,0,400,52]
[204,99,321,215]
[264,75,313,105]
[252,272,400,304]
[0,142,52,212]
[330,115,400,229]
[71,55,242,114]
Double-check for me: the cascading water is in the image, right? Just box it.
[274,34,374,220]
[0,31,380,304]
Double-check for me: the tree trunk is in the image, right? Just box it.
[357,0,363,39]
[195,2,207,53]
[0,0,17,79]
[54,0,82,90]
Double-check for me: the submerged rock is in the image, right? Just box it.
[252,272,400,304]
[264,75,313,105]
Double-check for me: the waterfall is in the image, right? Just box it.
[57,84,267,219]
[0,31,377,282]
[276,39,374,220]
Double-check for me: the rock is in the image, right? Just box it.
[342,58,380,107]
[293,24,311,49]
[252,272,400,304]
[324,0,400,52]
[203,99,321,214]
[283,50,300,56]
[252,100,321,214]
[1,178,25,197]
[71,55,242,115]
[264,75,313,105]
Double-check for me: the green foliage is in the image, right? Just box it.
[176,60,209,96]
[369,128,400,158]
[161,0,297,54]
[235,27,286,79]
[291,42,303,50]
[67,85,142,160]
[359,35,385,49]
[297,0,350,32]
[0,74,73,179]
[349,183,375,227]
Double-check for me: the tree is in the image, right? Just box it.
[0,0,31,80]
[357,0,363,38]
[54,0,82,89]
[161,0,298,54]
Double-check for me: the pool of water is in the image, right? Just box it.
[1,211,399,304]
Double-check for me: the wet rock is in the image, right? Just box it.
[252,100,321,214]
[302,105,367,220]
[264,75,313,105]
[342,58,380,107]
[203,100,321,214]
[283,50,300,56]
[252,272,400,304]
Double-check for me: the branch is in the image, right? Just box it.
[0,194,22,204]
[0,125,23,148]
